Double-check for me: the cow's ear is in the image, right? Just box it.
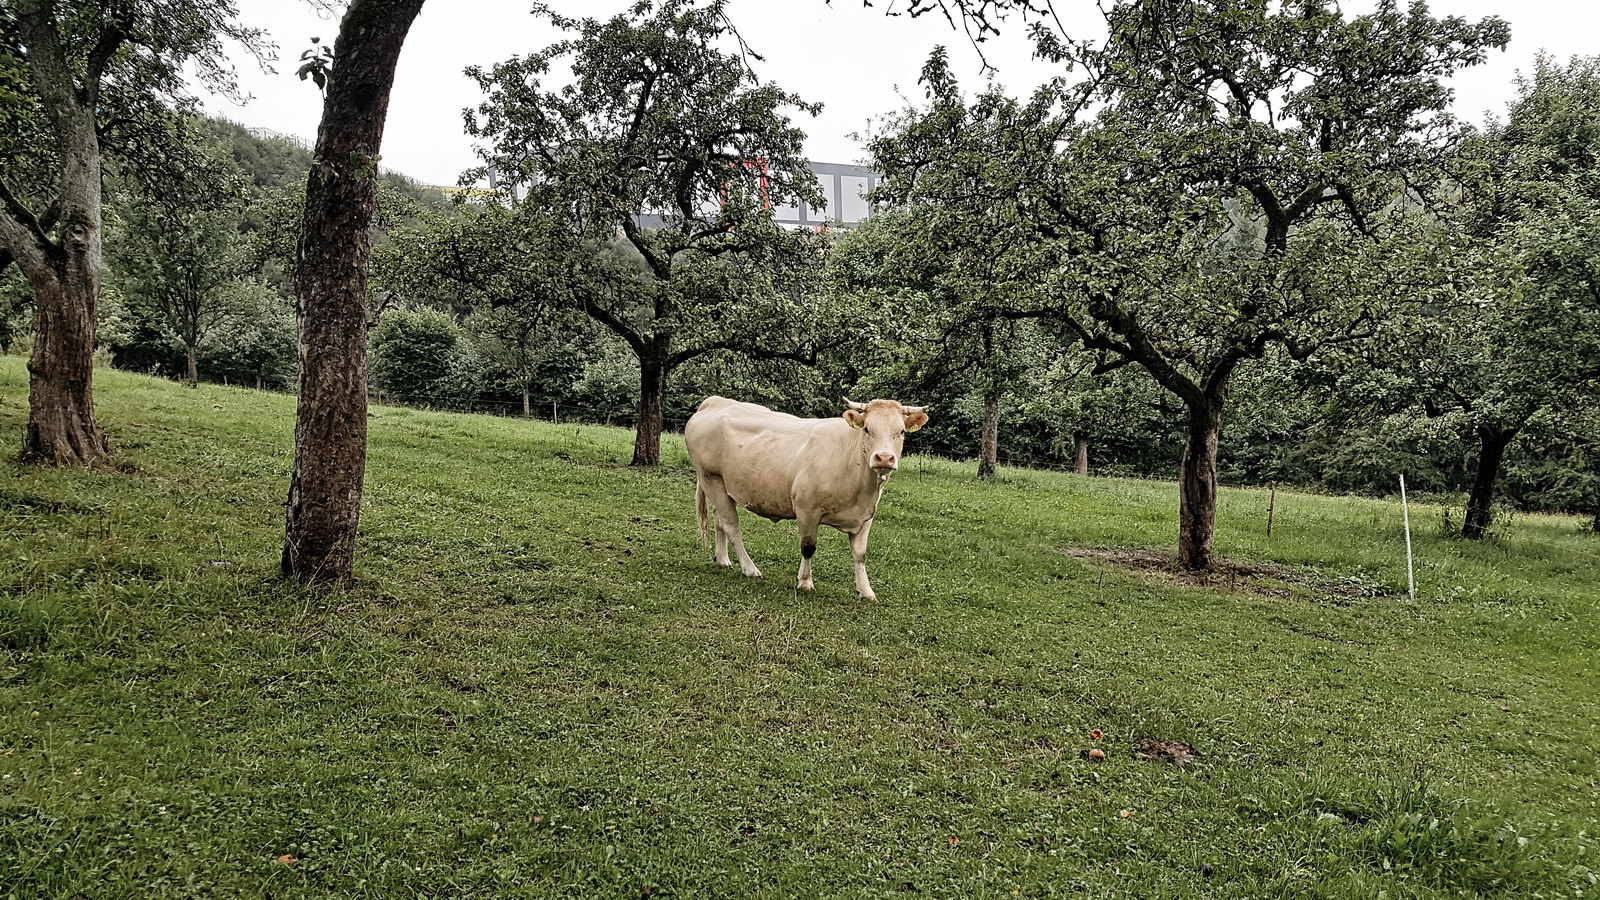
[904,410,929,432]
[844,408,866,429]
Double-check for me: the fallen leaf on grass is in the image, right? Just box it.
[276,854,296,866]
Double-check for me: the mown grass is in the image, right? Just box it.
[1,356,1596,899]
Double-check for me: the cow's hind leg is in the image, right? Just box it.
[708,485,762,578]
[796,511,820,592]
[701,475,733,567]
[849,519,876,600]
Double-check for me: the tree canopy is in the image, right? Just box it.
[463,0,838,465]
[871,0,1510,568]
[0,0,266,462]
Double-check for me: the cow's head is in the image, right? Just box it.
[843,398,929,474]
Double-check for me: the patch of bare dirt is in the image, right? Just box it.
[1060,545,1391,602]
[1133,737,1200,766]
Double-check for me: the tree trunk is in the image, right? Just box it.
[631,357,667,466]
[184,344,198,387]
[1462,426,1516,540]
[977,389,1000,479]
[281,0,426,582]
[521,386,530,417]
[1177,400,1223,571]
[1075,433,1090,476]
[9,50,108,465]
[23,272,106,463]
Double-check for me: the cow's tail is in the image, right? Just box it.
[695,479,710,548]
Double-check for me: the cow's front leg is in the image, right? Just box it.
[796,513,820,591]
[730,524,762,579]
[849,519,876,600]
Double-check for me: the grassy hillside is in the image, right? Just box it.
[2,358,1596,899]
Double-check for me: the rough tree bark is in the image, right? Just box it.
[1177,400,1223,570]
[184,344,198,387]
[632,354,668,467]
[281,0,426,582]
[3,8,112,464]
[1462,426,1517,540]
[977,389,1000,478]
[1074,432,1090,476]
[23,270,105,462]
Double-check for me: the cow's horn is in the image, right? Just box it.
[844,398,869,411]
[903,404,928,414]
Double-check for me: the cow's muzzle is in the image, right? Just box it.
[871,451,898,472]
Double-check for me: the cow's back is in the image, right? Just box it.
[686,397,821,521]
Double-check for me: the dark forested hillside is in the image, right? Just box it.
[202,116,447,204]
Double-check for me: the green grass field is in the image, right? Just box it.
[2,357,1597,899]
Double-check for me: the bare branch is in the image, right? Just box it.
[0,177,55,269]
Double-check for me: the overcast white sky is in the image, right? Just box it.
[196,1,1600,187]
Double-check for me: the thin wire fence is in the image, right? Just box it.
[367,388,1176,480]
[367,389,696,431]
[210,379,1600,553]
[367,387,1284,491]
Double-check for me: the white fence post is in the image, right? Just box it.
[1400,474,1416,602]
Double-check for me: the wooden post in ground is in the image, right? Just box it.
[1400,474,1416,602]
[1266,481,1277,537]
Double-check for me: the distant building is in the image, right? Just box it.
[453,158,885,228]
[771,161,881,229]
[631,160,881,231]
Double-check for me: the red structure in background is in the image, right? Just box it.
[704,158,880,231]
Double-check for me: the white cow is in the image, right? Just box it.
[684,396,929,599]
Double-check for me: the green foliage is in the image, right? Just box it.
[1300,55,1600,529]
[461,304,596,407]
[96,285,184,376]
[462,1,840,462]
[875,1,1511,406]
[0,0,270,213]
[195,279,295,389]
[869,1,1512,563]
[464,0,821,229]
[369,305,464,402]
[112,201,249,345]
[0,264,29,354]
[828,209,1056,396]
[250,175,436,289]
[200,118,316,193]
[295,35,333,91]
[1,359,1596,898]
